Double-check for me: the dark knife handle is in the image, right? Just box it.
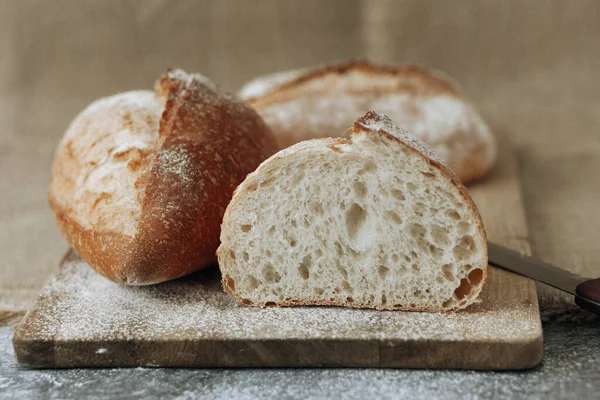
[575,278,600,314]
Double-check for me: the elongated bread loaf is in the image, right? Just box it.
[240,60,496,184]
[217,111,487,311]
[49,69,278,285]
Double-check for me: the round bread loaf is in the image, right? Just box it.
[240,60,496,183]
[49,69,278,285]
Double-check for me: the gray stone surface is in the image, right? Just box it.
[1,318,599,399]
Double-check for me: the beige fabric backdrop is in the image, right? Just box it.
[2,0,599,320]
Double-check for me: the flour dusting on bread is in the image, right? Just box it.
[49,69,277,285]
[240,60,496,183]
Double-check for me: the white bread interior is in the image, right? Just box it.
[217,111,487,311]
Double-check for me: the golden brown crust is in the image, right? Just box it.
[49,69,278,285]
[240,60,496,184]
[245,59,462,108]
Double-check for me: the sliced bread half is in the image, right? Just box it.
[217,111,487,311]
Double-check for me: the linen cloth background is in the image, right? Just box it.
[1,0,599,321]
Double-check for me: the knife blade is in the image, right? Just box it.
[487,242,600,314]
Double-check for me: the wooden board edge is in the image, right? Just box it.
[13,315,55,368]
[13,334,542,370]
[381,335,543,370]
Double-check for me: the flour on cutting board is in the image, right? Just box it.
[32,252,539,343]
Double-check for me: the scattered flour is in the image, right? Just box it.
[21,251,540,366]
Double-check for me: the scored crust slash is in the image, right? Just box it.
[48,68,278,285]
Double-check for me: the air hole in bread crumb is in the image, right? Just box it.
[436,276,445,284]
[247,182,258,192]
[262,263,281,283]
[357,161,377,175]
[414,202,426,216]
[429,244,443,258]
[442,264,454,281]
[260,176,275,187]
[392,254,400,263]
[314,287,324,295]
[453,235,476,260]
[454,278,472,300]
[346,203,367,240]
[387,211,403,225]
[289,238,297,247]
[381,294,387,304]
[268,226,276,235]
[459,235,476,250]
[468,268,484,285]
[369,294,375,303]
[408,223,426,240]
[421,171,436,178]
[265,302,276,306]
[225,275,235,291]
[310,202,324,215]
[458,221,470,235]
[352,181,368,198]
[431,225,450,246]
[315,249,323,258]
[242,299,252,305]
[391,188,406,201]
[298,256,311,280]
[378,265,390,279]
[342,281,352,292]
[394,304,403,308]
[347,297,354,303]
[445,210,461,221]
[442,299,453,309]
[410,303,416,308]
[240,224,252,233]
[247,275,259,290]
[242,252,249,262]
[290,219,297,228]
[406,182,417,191]
[229,250,236,260]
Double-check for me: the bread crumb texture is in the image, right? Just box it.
[218,111,487,311]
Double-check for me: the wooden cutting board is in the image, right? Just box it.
[13,135,542,369]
